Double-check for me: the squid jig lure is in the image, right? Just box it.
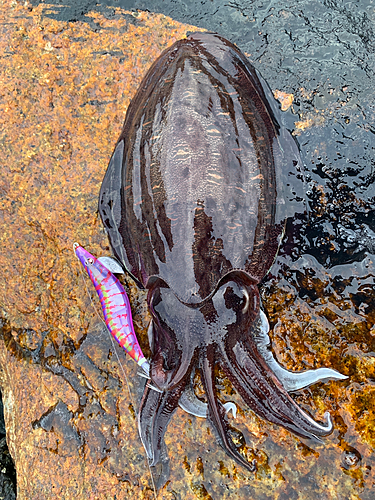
[73,242,149,370]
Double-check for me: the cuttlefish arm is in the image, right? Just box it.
[254,310,348,392]
[140,335,237,419]
[98,256,347,409]
[177,374,237,418]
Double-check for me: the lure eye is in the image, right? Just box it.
[85,258,94,266]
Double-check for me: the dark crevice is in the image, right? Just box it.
[0,392,17,499]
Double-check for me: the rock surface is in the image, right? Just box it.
[0,1,374,499]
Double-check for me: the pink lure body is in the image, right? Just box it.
[74,243,148,369]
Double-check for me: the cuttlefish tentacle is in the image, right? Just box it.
[220,331,333,440]
[179,370,237,418]
[200,344,256,472]
[144,307,345,418]
[144,324,237,418]
[254,310,347,392]
[179,305,345,421]
[138,379,185,465]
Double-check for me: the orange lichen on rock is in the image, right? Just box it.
[294,116,325,132]
[273,90,294,111]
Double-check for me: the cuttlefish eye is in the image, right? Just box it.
[222,283,248,314]
[242,288,250,314]
[214,277,259,324]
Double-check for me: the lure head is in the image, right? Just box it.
[73,242,94,268]
[73,242,108,284]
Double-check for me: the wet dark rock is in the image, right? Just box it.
[338,224,375,254]
[0,438,16,500]
[0,394,16,500]
[0,394,5,436]
[1,0,374,498]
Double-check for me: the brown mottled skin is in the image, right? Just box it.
[99,32,319,472]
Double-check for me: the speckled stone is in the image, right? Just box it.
[0,1,374,499]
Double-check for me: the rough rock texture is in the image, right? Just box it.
[0,0,374,499]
